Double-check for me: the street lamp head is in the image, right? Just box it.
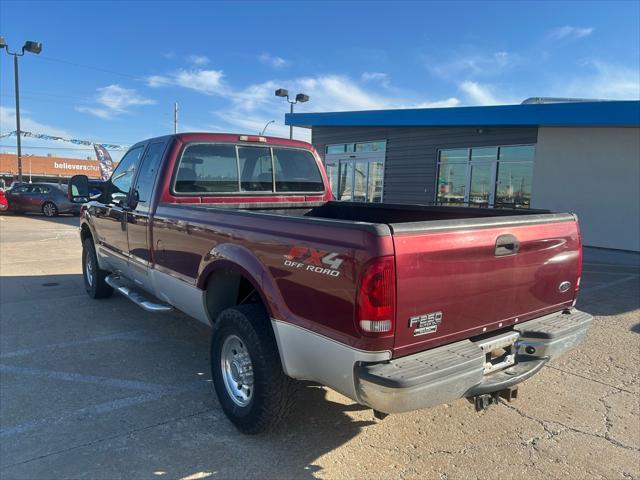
[295,93,309,103]
[23,41,42,54]
[275,88,289,98]
[0,36,7,49]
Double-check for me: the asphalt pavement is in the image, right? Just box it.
[0,214,638,479]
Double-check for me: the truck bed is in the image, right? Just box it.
[180,201,580,358]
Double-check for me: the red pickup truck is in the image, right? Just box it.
[68,133,592,433]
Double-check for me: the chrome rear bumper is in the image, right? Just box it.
[355,308,592,414]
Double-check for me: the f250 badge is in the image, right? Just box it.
[284,247,344,277]
[409,311,443,336]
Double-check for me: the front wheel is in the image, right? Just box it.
[82,238,113,299]
[42,202,58,217]
[211,304,293,434]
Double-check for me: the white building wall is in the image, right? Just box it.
[532,127,640,251]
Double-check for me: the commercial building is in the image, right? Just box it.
[0,153,103,187]
[287,100,640,252]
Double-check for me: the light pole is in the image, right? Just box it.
[0,37,43,183]
[275,89,309,139]
[260,120,275,136]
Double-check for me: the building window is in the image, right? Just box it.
[436,144,535,208]
[325,141,386,202]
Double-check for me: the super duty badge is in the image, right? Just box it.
[409,311,443,336]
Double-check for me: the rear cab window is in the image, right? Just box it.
[173,143,324,195]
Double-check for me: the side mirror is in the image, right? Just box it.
[129,189,139,210]
[111,192,127,207]
[68,175,89,203]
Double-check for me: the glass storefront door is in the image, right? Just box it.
[468,163,496,207]
[325,141,386,202]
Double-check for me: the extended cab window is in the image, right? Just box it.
[175,144,238,193]
[273,148,324,192]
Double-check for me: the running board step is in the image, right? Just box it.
[105,275,173,313]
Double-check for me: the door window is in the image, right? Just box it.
[110,146,144,201]
[31,185,51,194]
[13,185,31,193]
[133,142,166,212]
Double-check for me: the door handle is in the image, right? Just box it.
[495,234,520,256]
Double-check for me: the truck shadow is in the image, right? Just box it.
[0,273,376,479]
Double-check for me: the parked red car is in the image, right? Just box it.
[0,189,8,213]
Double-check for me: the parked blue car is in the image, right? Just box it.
[4,182,80,217]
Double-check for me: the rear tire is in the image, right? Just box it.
[211,304,293,434]
[82,238,113,299]
[42,202,58,217]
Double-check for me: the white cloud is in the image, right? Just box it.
[209,75,461,140]
[361,72,391,87]
[258,53,289,69]
[549,25,594,41]
[430,51,519,79]
[187,54,210,66]
[413,98,460,108]
[563,61,640,100]
[146,69,226,95]
[459,81,507,106]
[76,84,155,119]
[0,106,70,137]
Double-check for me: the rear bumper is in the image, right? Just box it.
[355,308,592,414]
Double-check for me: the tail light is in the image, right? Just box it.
[356,256,396,336]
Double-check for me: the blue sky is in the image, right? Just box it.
[1,0,639,160]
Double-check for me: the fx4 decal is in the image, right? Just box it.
[283,247,344,277]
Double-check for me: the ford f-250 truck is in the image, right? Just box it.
[68,132,592,434]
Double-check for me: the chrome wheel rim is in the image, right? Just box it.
[220,334,254,407]
[85,250,94,287]
[43,203,55,216]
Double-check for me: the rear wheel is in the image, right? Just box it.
[211,304,293,434]
[42,202,58,217]
[82,238,113,299]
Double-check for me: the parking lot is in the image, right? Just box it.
[0,214,638,480]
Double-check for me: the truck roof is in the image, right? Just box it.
[135,133,314,150]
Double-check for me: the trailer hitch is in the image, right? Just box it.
[472,386,519,412]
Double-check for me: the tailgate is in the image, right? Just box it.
[391,214,581,358]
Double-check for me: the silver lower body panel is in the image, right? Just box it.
[271,320,391,401]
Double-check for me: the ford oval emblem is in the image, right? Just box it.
[559,281,572,293]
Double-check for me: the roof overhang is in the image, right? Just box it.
[285,100,640,128]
